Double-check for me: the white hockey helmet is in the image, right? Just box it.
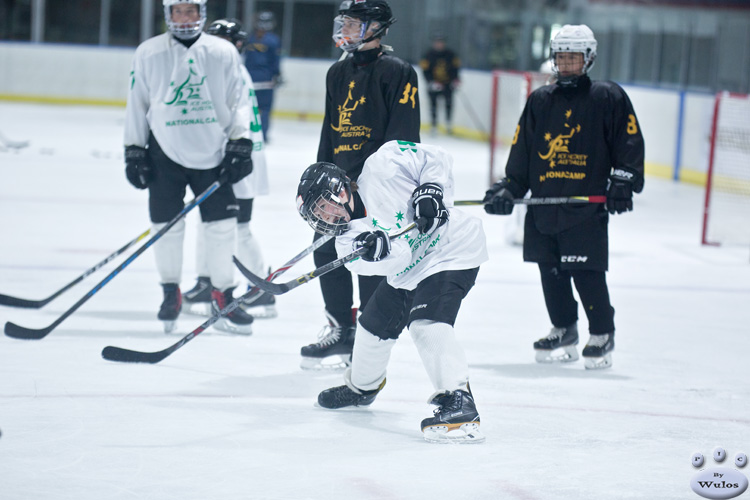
[163,0,207,40]
[550,24,597,85]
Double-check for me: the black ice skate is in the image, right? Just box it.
[582,333,614,370]
[211,287,253,335]
[182,276,212,316]
[421,388,484,443]
[300,316,356,371]
[241,286,277,319]
[533,323,579,363]
[158,283,182,334]
[317,378,386,409]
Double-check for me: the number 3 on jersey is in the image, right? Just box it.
[399,83,418,109]
[249,88,262,134]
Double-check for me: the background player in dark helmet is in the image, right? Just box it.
[297,140,488,443]
[300,0,421,370]
[180,18,275,326]
[123,0,254,334]
[483,25,644,370]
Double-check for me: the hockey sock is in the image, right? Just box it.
[570,270,615,333]
[153,218,185,285]
[236,222,266,277]
[349,324,396,392]
[194,221,208,278]
[539,264,579,327]
[409,319,469,395]
[204,218,236,291]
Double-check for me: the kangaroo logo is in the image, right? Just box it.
[166,61,206,107]
[690,448,748,499]
[539,109,581,168]
[332,80,365,132]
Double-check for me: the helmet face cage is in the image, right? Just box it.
[164,0,207,40]
[256,12,276,31]
[207,18,248,50]
[549,24,597,85]
[297,163,352,236]
[333,0,394,52]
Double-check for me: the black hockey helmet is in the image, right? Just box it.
[206,18,248,50]
[297,162,354,236]
[333,0,395,51]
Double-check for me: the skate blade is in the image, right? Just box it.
[162,320,178,334]
[423,422,485,444]
[212,318,253,336]
[182,301,212,316]
[300,354,350,371]
[535,345,579,364]
[584,352,612,370]
[242,305,278,320]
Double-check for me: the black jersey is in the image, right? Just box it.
[419,48,460,85]
[505,76,645,234]
[317,48,421,181]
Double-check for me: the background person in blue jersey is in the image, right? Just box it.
[244,11,282,142]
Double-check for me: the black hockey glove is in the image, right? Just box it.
[411,183,449,234]
[353,230,391,262]
[606,168,636,215]
[483,179,515,215]
[218,138,253,185]
[124,146,153,190]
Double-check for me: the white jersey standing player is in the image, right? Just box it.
[181,18,276,322]
[296,140,489,442]
[123,0,254,334]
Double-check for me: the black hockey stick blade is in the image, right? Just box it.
[234,222,417,296]
[0,229,151,309]
[101,236,334,364]
[455,195,606,206]
[4,182,221,341]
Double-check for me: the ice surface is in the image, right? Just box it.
[0,102,749,500]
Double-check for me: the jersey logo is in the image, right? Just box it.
[330,81,373,143]
[536,109,589,183]
[165,60,206,107]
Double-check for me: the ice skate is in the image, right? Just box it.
[421,388,484,443]
[182,276,212,316]
[533,323,579,363]
[300,318,355,371]
[317,378,386,409]
[158,283,182,334]
[211,287,254,335]
[582,333,614,370]
[241,287,277,319]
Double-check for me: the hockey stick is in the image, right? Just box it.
[4,181,222,340]
[455,196,606,206]
[234,223,417,296]
[0,229,151,309]
[101,235,333,364]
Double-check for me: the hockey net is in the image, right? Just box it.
[701,92,750,247]
[488,69,551,185]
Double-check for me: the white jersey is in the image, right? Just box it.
[336,140,489,291]
[124,33,250,170]
[232,65,269,200]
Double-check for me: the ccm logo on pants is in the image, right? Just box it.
[561,255,589,263]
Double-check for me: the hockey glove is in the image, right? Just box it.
[353,230,391,262]
[482,179,515,215]
[411,182,449,234]
[606,168,636,215]
[218,138,253,185]
[124,145,153,190]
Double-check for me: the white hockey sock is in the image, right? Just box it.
[410,319,470,396]
[194,221,208,278]
[153,219,185,285]
[204,218,236,291]
[349,325,397,392]
[236,222,265,277]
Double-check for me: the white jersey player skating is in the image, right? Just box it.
[123,0,255,334]
[296,140,488,442]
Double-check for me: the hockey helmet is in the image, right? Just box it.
[207,18,248,52]
[256,11,276,31]
[297,162,354,236]
[333,0,396,52]
[163,0,207,40]
[549,24,597,87]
